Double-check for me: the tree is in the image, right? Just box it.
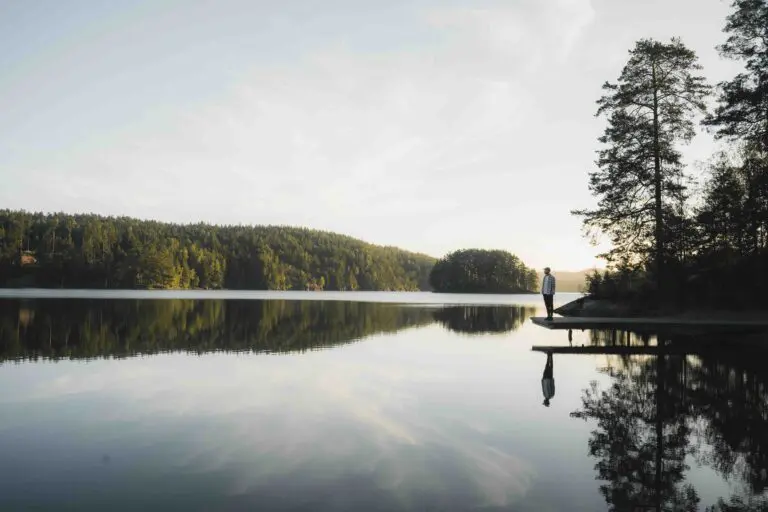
[697,152,750,255]
[704,0,768,154]
[428,249,537,294]
[701,0,768,254]
[137,249,178,289]
[572,38,710,298]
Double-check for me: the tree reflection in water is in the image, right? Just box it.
[0,300,533,362]
[432,305,534,334]
[570,330,768,511]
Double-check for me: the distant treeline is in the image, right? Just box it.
[0,210,434,291]
[0,299,534,362]
[429,249,539,293]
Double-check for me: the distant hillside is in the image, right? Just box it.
[0,209,435,291]
[536,269,595,293]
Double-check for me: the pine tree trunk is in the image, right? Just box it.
[652,60,664,303]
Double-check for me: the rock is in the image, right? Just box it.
[554,295,637,317]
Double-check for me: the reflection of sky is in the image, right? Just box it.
[0,306,732,510]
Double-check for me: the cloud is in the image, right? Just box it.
[0,0,606,268]
[140,0,596,222]
[425,0,595,63]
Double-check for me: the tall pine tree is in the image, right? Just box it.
[573,38,710,299]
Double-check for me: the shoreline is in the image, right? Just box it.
[554,295,768,320]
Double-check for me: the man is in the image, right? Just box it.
[541,267,556,320]
[542,351,555,407]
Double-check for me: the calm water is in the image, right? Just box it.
[1,291,767,511]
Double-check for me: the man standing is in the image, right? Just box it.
[541,267,556,320]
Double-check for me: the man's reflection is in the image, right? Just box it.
[542,351,555,407]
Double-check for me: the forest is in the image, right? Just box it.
[574,0,768,311]
[428,249,539,293]
[0,210,434,291]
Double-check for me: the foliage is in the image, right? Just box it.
[428,249,538,294]
[572,38,710,280]
[0,210,435,291]
[704,0,768,153]
[707,499,768,512]
[675,0,768,310]
[584,266,651,300]
[575,4,768,310]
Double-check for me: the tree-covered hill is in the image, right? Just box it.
[0,210,435,290]
[429,249,539,293]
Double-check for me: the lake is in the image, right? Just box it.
[1,290,766,511]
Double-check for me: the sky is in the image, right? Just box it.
[0,0,746,271]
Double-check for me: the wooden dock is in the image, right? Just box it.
[530,316,768,335]
[531,345,708,356]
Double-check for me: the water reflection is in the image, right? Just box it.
[542,352,555,407]
[6,297,768,510]
[571,354,697,511]
[0,299,544,512]
[432,305,534,334]
[0,300,533,362]
[568,332,768,511]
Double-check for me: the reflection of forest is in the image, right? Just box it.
[432,305,534,334]
[0,300,533,362]
[571,332,768,511]
[0,299,434,361]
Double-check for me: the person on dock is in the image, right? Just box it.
[542,351,555,407]
[541,267,556,320]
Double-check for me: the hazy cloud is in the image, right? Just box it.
[0,0,739,268]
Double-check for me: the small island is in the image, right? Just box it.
[428,249,538,294]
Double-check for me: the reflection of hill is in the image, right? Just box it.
[0,301,542,361]
[432,306,534,334]
[0,299,436,362]
[570,335,768,511]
